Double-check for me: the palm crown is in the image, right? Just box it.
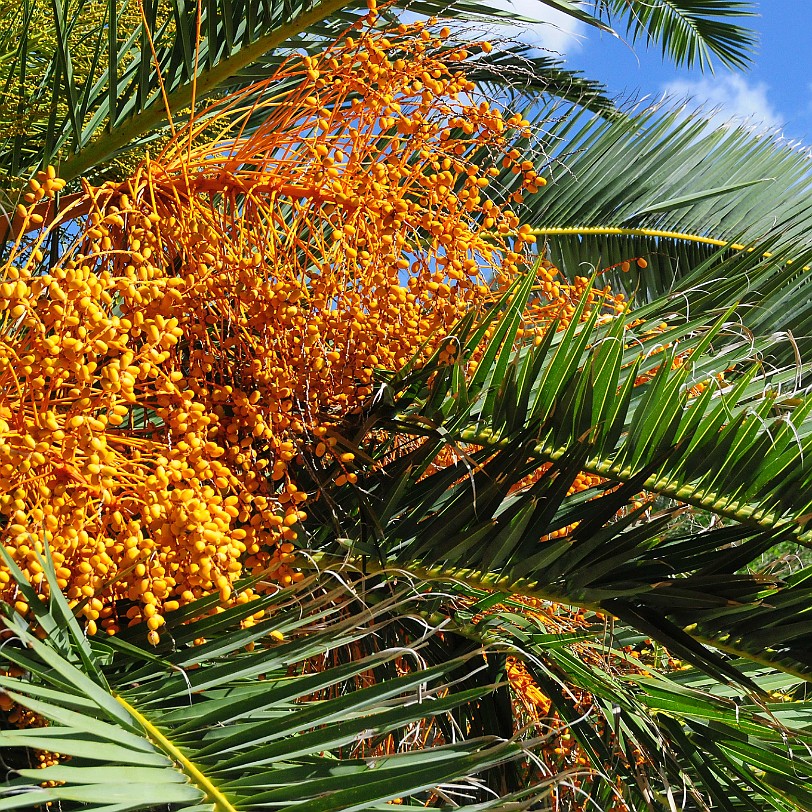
[3,2,812,811]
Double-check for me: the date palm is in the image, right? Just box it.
[4,2,812,812]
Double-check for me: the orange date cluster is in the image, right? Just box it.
[0,21,621,641]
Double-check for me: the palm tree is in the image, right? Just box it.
[5,1,812,811]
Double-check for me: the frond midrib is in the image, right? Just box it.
[532,226,746,251]
[457,427,808,546]
[530,226,811,271]
[58,0,355,183]
[114,693,236,812]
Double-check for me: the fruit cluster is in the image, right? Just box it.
[0,21,625,640]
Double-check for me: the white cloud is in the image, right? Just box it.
[456,1,586,54]
[506,1,586,53]
[661,75,784,132]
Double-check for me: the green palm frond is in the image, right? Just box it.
[0,551,548,812]
[519,101,812,249]
[0,0,758,189]
[3,543,812,811]
[448,586,812,810]
[292,267,812,683]
[596,0,758,70]
[491,101,812,353]
[2,0,362,185]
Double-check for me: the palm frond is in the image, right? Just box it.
[596,0,758,70]
[492,101,812,353]
[4,542,812,811]
[520,102,812,250]
[0,551,546,812]
[3,0,362,185]
[0,0,569,186]
[0,0,759,188]
[450,586,812,811]
[294,268,812,682]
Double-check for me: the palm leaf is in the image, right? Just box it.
[4,546,812,811]
[597,0,758,70]
[294,269,812,685]
[0,555,547,812]
[0,0,757,187]
[488,101,812,364]
[535,106,812,244]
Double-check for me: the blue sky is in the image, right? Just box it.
[506,1,812,145]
